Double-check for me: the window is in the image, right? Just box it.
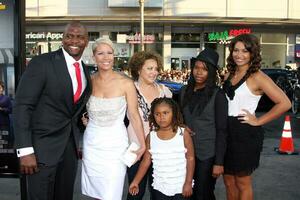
[260,33,287,68]
[88,32,99,41]
[172,33,201,48]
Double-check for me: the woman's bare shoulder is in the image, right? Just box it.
[248,70,275,92]
[115,72,134,86]
[252,70,271,82]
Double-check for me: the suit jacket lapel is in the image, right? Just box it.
[52,49,74,113]
[82,62,92,100]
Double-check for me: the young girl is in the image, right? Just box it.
[129,97,195,200]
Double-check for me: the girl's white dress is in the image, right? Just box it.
[81,95,128,200]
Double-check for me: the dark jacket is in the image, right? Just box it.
[13,49,91,165]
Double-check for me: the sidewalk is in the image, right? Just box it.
[1,138,299,200]
[79,138,300,200]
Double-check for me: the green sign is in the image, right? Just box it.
[208,28,252,42]
[208,31,229,41]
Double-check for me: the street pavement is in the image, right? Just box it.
[1,113,300,200]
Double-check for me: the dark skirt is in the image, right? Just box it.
[224,116,264,176]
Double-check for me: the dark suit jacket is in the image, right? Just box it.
[13,49,91,166]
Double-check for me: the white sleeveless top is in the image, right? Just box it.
[227,82,262,117]
[149,127,187,196]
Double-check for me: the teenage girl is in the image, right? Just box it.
[180,48,228,200]
[129,97,195,200]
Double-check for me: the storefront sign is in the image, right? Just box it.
[208,28,252,42]
[127,33,155,44]
[208,31,229,42]
[26,32,63,40]
[117,34,127,43]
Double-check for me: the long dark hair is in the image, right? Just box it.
[182,60,217,108]
[149,97,184,133]
[226,34,262,80]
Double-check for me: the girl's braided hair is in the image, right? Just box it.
[149,97,184,132]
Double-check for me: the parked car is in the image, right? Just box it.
[157,80,184,94]
[256,68,296,112]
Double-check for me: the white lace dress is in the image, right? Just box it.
[81,95,128,200]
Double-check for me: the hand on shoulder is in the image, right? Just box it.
[158,83,173,98]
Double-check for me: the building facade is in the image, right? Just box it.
[0,0,17,97]
[25,0,300,70]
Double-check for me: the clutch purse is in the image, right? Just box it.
[121,142,139,167]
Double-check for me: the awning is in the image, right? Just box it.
[0,48,14,64]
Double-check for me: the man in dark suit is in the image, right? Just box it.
[13,21,91,200]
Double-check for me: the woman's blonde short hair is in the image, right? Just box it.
[92,37,114,54]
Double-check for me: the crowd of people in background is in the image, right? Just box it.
[120,67,229,86]
[157,68,190,84]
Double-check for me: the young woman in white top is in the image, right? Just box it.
[126,51,172,199]
[223,34,291,200]
[129,97,195,200]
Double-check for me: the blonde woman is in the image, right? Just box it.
[81,37,145,200]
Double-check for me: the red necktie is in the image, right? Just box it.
[73,62,82,103]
